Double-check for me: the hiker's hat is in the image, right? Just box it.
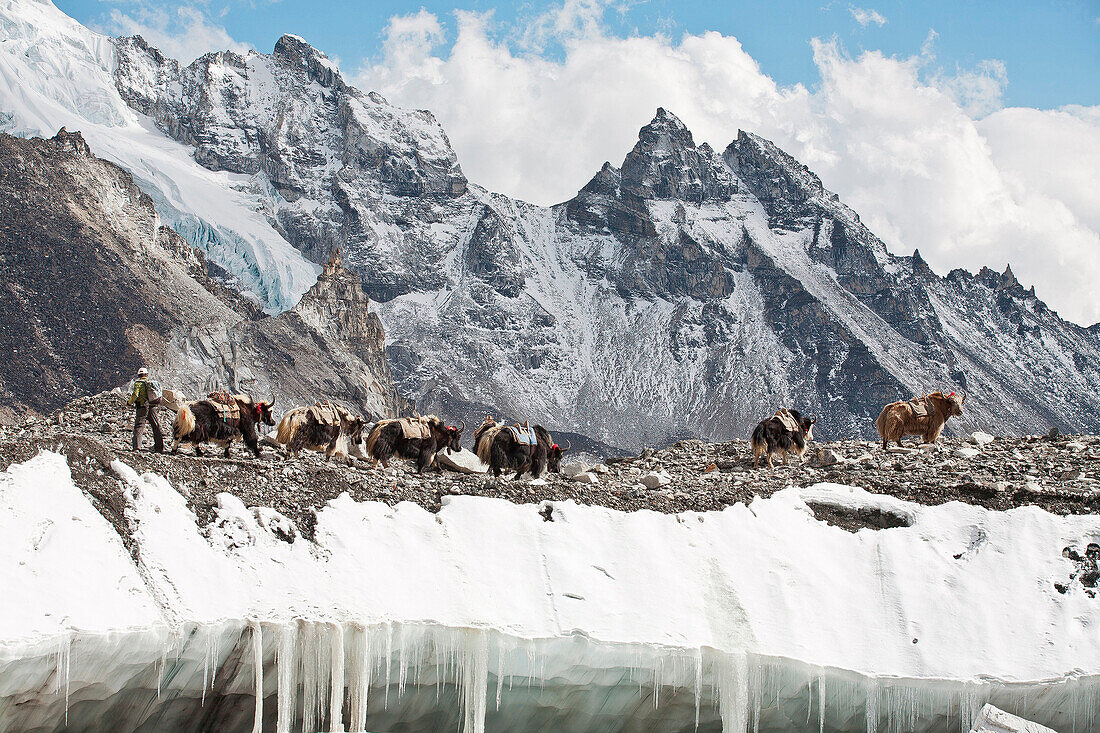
[137,367,149,378]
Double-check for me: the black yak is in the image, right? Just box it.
[876,391,965,450]
[276,402,366,463]
[751,408,816,469]
[475,418,568,479]
[172,393,276,458]
[363,415,463,473]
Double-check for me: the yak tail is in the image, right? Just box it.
[276,408,307,445]
[476,425,503,465]
[874,407,888,441]
[750,422,766,457]
[364,420,386,458]
[174,403,197,440]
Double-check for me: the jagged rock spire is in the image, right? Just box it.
[616,108,737,202]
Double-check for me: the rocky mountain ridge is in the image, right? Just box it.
[0,129,398,419]
[103,29,1100,448]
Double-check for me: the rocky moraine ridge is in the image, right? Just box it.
[5,392,1099,595]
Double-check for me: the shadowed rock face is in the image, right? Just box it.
[0,130,398,420]
[108,29,1100,446]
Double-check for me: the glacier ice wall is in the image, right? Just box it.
[2,452,1099,731]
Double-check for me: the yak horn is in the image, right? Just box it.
[564,439,571,451]
[459,419,466,432]
[267,395,276,407]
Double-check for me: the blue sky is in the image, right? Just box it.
[59,0,1098,109]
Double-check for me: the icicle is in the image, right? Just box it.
[459,629,489,733]
[250,622,264,733]
[329,622,346,733]
[276,622,298,733]
[347,624,371,733]
[818,675,825,733]
[383,623,392,710]
[496,635,505,712]
[301,622,319,733]
[694,648,703,732]
[717,651,749,733]
[55,633,71,726]
[864,678,878,733]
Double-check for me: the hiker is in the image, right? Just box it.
[128,367,164,453]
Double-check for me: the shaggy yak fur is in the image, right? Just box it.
[875,391,965,450]
[751,409,816,468]
[172,394,276,458]
[475,416,569,479]
[363,415,463,473]
[276,403,366,464]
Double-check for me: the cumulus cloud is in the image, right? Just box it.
[355,6,1100,325]
[849,6,887,27]
[100,4,252,64]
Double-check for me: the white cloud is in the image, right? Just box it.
[100,4,252,64]
[357,7,1100,325]
[849,6,887,27]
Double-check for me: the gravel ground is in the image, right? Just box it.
[2,391,1099,545]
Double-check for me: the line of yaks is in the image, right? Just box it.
[166,390,966,475]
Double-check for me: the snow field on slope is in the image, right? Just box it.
[2,452,1099,731]
[0,0,317,312]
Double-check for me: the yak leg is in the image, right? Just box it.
[288,431,308,459]
[194,443,203,457]
[324,432,340,461]
[417,446,433,474]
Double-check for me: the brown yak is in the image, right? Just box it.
[875,391,965,450]
[363,415,463,473]
[275,402,367,464]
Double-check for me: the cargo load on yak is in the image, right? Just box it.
[509,423,538,446]
[206,391,241,423]
[397,416,433,440]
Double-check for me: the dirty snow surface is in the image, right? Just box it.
[1,451,1098,732]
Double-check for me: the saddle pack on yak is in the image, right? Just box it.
[397,416,432,440]
[207,391,241,423]
[906,396,933,418]
[509,424,538,446]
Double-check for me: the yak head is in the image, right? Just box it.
[939,391,965,417]
[547,438,571,473]
[345,416,367,445]
[801,416,816,442]
[444,420,465,454]
[254,397,277,427]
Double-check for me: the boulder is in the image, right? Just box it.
[968,703,1056,733]
[954,447,980,459]
[437,449,488,474]
[562,462,590,477]
[571,471,600,484]
[969,431,994,446]
[639,471,671,489]
[811,449,842,467]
